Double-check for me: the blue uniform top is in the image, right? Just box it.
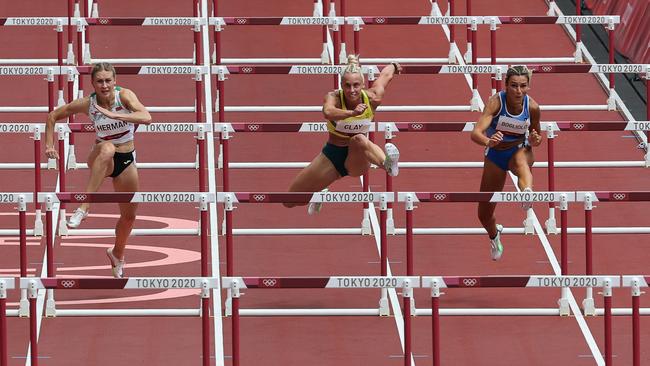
[486,91,530,144]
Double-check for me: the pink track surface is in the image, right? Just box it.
[1,1,649,365]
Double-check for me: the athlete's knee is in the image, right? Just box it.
[348,134,369,149]
[96,142,116,160]
[118,211,136,225]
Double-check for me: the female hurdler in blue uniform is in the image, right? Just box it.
[471,65,542,261]
[284,56,401,213]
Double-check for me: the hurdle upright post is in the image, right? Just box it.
[200,279,211,366]
[402,279,413,366]
[405,193,414,276]
[545,122,557,233]
[27,280,38,366]
[629,277,642,366]
[602,278,613,366]
[582,193,595,314]
[0,279,7,366]
[489,17,497,94]
[431,279,441,366]
[558,193,570,315]
[231,279,241,366]
[18,194,29,316]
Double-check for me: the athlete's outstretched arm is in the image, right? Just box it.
[471,94,502,148]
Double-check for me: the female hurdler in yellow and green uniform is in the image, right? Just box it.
[284,56,401,214]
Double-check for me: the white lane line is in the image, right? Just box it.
[367,201,416,366]
[200,0,226,364]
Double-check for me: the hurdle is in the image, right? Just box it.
[217,191,399,316]
[399,191,574,275]
[35,192,213,317]
[20,276,217,366]
[0,278,15,366]
[578,192,650,315]
[379,120,650,233]
[222,276,419,366]
[52,121,211,235]
[423,275,620,366]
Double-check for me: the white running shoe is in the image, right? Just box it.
[67,208,88,228]
[307,188,328,215]
[383,143,400,176]
[106,248,125,278]
[521,187,533,211]
[490,224,504,261]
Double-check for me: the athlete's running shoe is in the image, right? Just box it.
[307,188,329,215]
[106,248,125,279]
[67,208,88,228]
[383,143,400,176]
[490,224,504,261]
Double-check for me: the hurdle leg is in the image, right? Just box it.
[27,281,39,366]
[403,283,413,366]
[582,194,595,315]
[431,281,442,366]
[558,194,570,316]
[602,279,613,366]
[631,279,641,366]
[0,281,6,366]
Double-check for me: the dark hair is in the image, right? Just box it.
[91,62,116,80]
[505,65,532,84]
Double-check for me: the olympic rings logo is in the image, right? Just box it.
[462,278,477,287]
[572,123,585,130]
[236,18,248,25]
[411,123,423,130]
[375,18,386,24]
[247,124,260,131]
[74,194,87,201]
[60,280,76,288]
[541,66,553,72]
[512,17,523,24]
[253,194,266,202]
[261,278,277,287]
[99,18,109,25]
[84,124,95,131]
[241,66,253,74]
[612,193,626,200]
[433,193,447,201]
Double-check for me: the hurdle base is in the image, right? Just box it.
[34,210,43,237]
[46,295,56,317]
[386,208,395,235]
[19,294,29,317]
[224,293,232,317]
[545,217,558,235]
[361,209,371,235]
[523,211,535,234]
[58,209,68,236]
[379,294,390,316]
[558,294,570,316]
[582,297,596,316]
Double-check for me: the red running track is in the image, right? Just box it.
[1,0,649,365]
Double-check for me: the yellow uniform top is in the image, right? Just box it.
[327,89,374,138]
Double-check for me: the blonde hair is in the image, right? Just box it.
[340,55,364,83]
[91,62,116,80]
[505,65,532,84]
